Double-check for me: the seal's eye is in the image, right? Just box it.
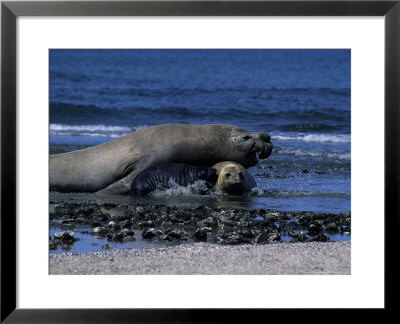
[239,172,243,177]
[225,173,231,179]
[243,136,252,140]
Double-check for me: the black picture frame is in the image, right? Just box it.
[1,0,398,322]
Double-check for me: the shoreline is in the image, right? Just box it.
[49,241,351,275]
[50,199,351,254]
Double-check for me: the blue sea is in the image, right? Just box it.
[49,49,350,216]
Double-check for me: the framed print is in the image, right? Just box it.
[1,0,399,321]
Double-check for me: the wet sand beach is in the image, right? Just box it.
[49,241,350,275]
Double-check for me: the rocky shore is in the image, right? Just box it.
[49,200,351,275]
[49,201,351,251]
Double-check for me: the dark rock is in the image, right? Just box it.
[255,231,269,244]
[142,228,157,239]
[75,217,87,224]
[107,221,121,230]
[120,228,135,237]
[289,232,310,243]
[159,229,188,242]
[137,220,155,229]
[107,230,132,242]
[136,206,145,213]
[102,243,112,249]
[122,235,135,242]
[92,227,108,236]
[236,228,255,239]
[255,231,281,244]
[339,225,351,233]
[53,230,75,242]
[215,232,250,245]
[308,222,323,235]
[91,222,102,228]
[310,233,329,242]
[175,212,192,222]
[193,227,211,241]
[224,232,241,244]
[160,234,170,241]
[324,222,338,232]
[61,219,75,224]
[197,217,217,227]
[268,233,281,242]
[258,208,267,215]
[60,243,73,251]
[120,220,132,229]
[101,203,118,210]
[167,229,188,241]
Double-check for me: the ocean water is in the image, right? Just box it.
[49,49,350,214]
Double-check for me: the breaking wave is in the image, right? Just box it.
[49,123,148,138]
[273,133,350,144]
[275,147,350,160]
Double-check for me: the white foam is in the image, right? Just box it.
[250,187,268,196]
[273,133,350,143]
[149,179,216,198]
[49,124,149,138]
[49,132,127,138]
[50,124,132,132]
[278,148,350,160]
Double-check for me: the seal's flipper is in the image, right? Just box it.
[96,181,130,194]
[205,168,218,185]
[96,173,136,194]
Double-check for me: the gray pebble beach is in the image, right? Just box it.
[49,241,350,275]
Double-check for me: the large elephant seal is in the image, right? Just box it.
[50,123,273,194]
[212,161,257,195]
[130,163,217,196]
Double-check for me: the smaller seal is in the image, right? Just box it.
[212,161,257,195]
[130,163,217,196]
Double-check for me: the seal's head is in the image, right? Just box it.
[213,161,249,195]
[226,127,273,168]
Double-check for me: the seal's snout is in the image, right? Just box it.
[233,177,241,184]
[258,131,271,143]
[257,131,273,159]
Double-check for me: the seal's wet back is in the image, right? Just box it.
[130,163,217,196]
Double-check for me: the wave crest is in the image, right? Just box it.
[275,147,350,160]
[49,123,148,138]
[273,133,350,144]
